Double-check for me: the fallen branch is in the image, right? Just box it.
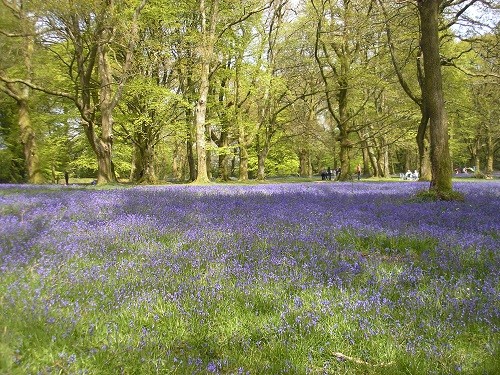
[333,352,395,367]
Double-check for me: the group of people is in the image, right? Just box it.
[321,167,338,180]
[404,169,419,181]
[455,167,475,174]
[321,164,362,181]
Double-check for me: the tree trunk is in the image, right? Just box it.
[130,144,141,182]
[299,149,312,177]
[3,15,44,184]
[360,142,373,177]
[485,125,494,175]
[416,109,432,180]
[257,145,269,180]
[239,146,249,181]
[218,132,230,181]
[339,136,351,180]
[18,97,43,183]
[338,80,351,181]
[96,41,117,184]
[143,145,157,184]
[130,143,157,184]
[194,65,210,183]
[418,0,453,194]
[206,148,213,180]
[194,0,218,184]
[381,138,390,177]
[172,140,186,181]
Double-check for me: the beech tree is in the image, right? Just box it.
[0,0,44,183]
[311,0,386,180]
[417,0,453,194]
[1,0,497,183]
[416,0,497,195]
[1,0,147,184]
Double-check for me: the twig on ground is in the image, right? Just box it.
[333,352,395,367]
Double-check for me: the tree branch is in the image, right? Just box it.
[0,75,75,101]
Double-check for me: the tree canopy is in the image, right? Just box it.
[1,0,498,193]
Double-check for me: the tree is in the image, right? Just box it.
[311,0,385,180]
[377,0,433,180]
[191,0,271,183]
[0,0,44,183]
[2,0,147,184]
[417,0,453,194]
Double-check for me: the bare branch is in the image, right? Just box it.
[0,30,36,38]
[440,0,480,30]
[0,75,75,101]
[447,62,500,79]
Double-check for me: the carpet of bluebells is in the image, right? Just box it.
[0,181,499,374]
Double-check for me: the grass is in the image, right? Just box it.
[0,181,498,374]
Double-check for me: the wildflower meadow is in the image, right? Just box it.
[0,181,499,374]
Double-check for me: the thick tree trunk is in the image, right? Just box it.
[474,153,480,174]
[96,141,115,184]
[381,140,390,177]
[339,137,351,180]
[130,145,140,182]
[4,19,43,184]
[257,147,269,181]
[299,149,312,178]
[130,143,157,184]
[143,146,157,184]
[94,30,118,184]
[172,140,187,181]
[360,142,373,177]
[418,0,453,194]
[239,145,249,181]
[18,98,43,183]
[367,141,379,177]
[194,0,217,184]
[96,115,116,184]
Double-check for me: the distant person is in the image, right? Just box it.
[64,171,69,185]
[356,164,361,180]
[321,169,327,180]
[405,170,412,180]
[413,170,419,180]
[327,167,332,181]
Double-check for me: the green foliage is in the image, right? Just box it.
[265,143,300,176]
[0,104,25,182]
[1,0,498,183]
[413,188,465,202]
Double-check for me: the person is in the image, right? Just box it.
[321,169,327,180]
[413,170,419,180]
[356,164,361,180]
[327,167,332,181]
[405,170,412,180]
[64,171,69,185]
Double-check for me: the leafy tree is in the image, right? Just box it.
[311,0,388,180]
[0,101,24,182]
[0,0,44,183]
[2,0,147,184]
[417,0,453,195]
